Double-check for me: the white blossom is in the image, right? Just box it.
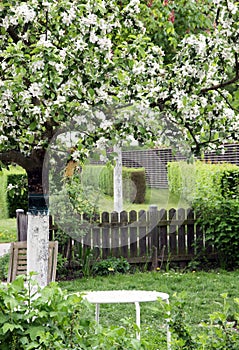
[100,120,113,129]
[95,137,107,150]
[15,4,36,23]
[37,34,53,48]
[32,106,41,115]
[29,83,42,97]
[97,37,112,50]
[89,32,98,44]
[228,1,237,14]
[0,135,8,143]
[72,150,81,161]
[31,60,44,72]
[132,62,146,75]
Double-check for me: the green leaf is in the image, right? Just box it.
[28,326,45,341]
[2,323,23,334]
[88,88,95,98]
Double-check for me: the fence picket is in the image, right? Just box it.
[138,210,147,256]
[102,212,110,259]
[159,208,168,255]
[169,208,177,255]
[178,208,186,255]
[148,207,159,252]
[92,213,100,259]
[120,211,129,258]
[111,212,120,258]
[129,210,137,257]
[187,209,195,255]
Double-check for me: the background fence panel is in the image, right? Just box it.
[17,207,218,267]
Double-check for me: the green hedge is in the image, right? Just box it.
[81,165,146,203]
[0,167,28,219]
[167,160,239,203]
[167,160,239,269]
[122,167,146,203]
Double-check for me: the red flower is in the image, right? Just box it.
[163,0,169,6]
[169,9,175,23]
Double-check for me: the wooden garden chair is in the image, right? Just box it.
[7,241,58,284]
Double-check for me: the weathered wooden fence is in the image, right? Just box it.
[17,208,216,267]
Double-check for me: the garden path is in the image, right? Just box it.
[0,243,10,256]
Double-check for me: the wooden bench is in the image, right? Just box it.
[7,241,58,284]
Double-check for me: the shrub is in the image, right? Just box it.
[82,165,146,203]
[194,198,239,269]
[167,160,239,203]
[0,275,142,349]
[166,292,239,349]
[168,161,239,269]
[92,256,130,276]
[0,254,9,281]
[0,166,28,219]
[123,167,146,204]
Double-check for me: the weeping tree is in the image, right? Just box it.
[0,0,239,214]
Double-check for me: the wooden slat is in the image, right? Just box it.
[102,212,110,259]
[148,209,159,252]
[169,208,177,255]
[187,209,195,255]
[159,208,168,254]
[138,210,147,256]
[111,212,119,258]
[178,208,186,255]
[129,210,137,257]
[120,211,129,258]
[7,241,58,283]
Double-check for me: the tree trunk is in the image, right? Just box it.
[113,145,123,212]
[27,164,49,214]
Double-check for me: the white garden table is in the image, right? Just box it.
[83,290,171,349]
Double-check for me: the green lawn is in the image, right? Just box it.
[0,218,17,242]
[59,270,239,349]
[98,188,190,212]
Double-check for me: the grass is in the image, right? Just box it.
[59,270,239,349]
[98,188,190,212]
[0,218,17,242]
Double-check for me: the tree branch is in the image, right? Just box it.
[7,26,20,44]
[0,150,30,170]
[200,53,239,94]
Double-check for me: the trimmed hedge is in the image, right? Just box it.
[81,165,146,203]
[0,167,28,219]
[167,160,239,203]
[122,167,146,203]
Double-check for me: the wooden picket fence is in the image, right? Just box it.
[70,208,216,266]
[17,208,217,267]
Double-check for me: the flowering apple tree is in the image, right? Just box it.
[0,0,239,212]
[0,0,165,211]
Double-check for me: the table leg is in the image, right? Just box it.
[135,302,140,340]
[95,303,100,323]
[166,298,171,350]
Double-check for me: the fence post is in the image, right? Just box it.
[27,213,49,287]
[16,209,28,241]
